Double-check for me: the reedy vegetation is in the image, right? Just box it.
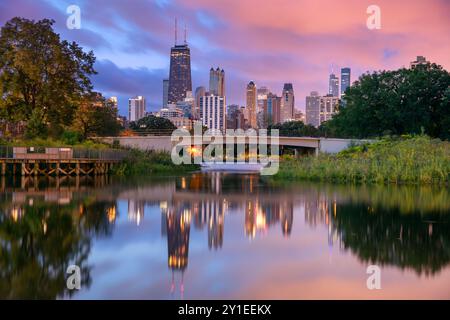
[275,136,450,185]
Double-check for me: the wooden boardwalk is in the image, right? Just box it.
[0,147,125,176]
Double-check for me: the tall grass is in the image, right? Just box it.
[275,136,450,185]
[112,149,199,176]
[1,137,109,149]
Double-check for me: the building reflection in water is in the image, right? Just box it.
[166,202,191,298]
[127,200,145,226]
[2,174,448,299]
[305,197,340,247]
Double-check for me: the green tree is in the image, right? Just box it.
[72,92,121,138]
[327,63,450,139]
[130,115,176,134]
[268,121,320,137]
[0,17,96,136]
[24,108,47,139]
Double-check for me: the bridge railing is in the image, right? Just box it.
[0,146,128,161]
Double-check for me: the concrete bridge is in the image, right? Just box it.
[99,136,370,155]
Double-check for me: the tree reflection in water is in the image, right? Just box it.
[332,202,450,276]
[0,177,116,299]
[0,174,449,299]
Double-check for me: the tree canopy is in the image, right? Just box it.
[0,17,120,139]
[268,121,321,137]
[130,115,176,133]
[71,92,122,139]
[325,63,450,140]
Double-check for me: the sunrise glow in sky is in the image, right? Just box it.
[1,0,449,116]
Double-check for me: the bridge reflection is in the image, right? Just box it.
[1,174,449,299]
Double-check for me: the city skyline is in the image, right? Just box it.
[0,0,448,116]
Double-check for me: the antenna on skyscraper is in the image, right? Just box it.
[184,23,187,44]
[174,17,178,45]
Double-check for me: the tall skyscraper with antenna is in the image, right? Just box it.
[328,73,339,97]
[168,19,192,105]
[340,67,351,99]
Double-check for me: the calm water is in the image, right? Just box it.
[0,173,449,299]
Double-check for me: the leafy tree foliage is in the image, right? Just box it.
[72,92,121,138]
[24,108,47,139]
[268,121,321,137]
[0,17,96,136]
[326,63,450,140]
[130,115,176,133]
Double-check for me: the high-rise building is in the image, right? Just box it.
[176,91,194,118]
[319,94,339,124]
[168,44,192,104]
[281,83,295,122]
[162,79,169,108]
[329,74,339,97]
[340,68,351,99]
[293,109,305,122]
[410,56,428,69]
[107,96,118,112]
[209,67,225,96]
[305,91,320,127]
[200,94,226,131]
[194,86,206,120]
[257,86,270,113]
[128,96,146,122]
[227,105,246,130]
[266,93,282,126]
[246,81,257,128]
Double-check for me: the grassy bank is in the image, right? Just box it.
[111,149,199,176]
[0,137,109,149]
[274,136,450,185]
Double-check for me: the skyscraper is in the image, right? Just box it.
[319,95,339,124]
[168,31,192,104]
[329,74,339,97]
[200,94,226,131]
[305,91,320,127]
[340,68,351,99]
[226,105,246,130]
[163,79,169,108]
[266,92,282,126]
[209,67,225,96]
[257,86,270,112]
[128,96,146,122]
[246,81,257,128]
[194,86,206,120]
[281,83,295,122]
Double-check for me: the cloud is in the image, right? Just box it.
[1,0,449,113]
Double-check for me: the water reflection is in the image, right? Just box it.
[0,174,449,299]
[0,176,116,299]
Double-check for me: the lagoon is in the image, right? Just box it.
[0,173,449,299]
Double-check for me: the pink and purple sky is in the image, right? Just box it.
[1,0,449,116]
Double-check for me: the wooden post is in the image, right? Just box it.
[33,162,39,176]
[56,162,60,176]
[21,163,25,176]
[1,162,5,176]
